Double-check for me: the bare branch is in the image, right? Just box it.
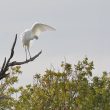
[6,34,17,64]
[8,50,42,66]
[1,57,6,72]
[0,34,42,80]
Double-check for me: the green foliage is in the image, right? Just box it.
[1,58,110,110]
[0,66,21,110]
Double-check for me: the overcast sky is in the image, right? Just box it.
[0,0,110,85]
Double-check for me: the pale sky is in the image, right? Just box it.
[0,0,110,85]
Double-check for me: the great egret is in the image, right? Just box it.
[20,22,56,60]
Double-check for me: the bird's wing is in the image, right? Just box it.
[31,23,56,36]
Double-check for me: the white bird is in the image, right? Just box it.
[20,22,56,60]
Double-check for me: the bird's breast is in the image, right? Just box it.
[22,30,32,46]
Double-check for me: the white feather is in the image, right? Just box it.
[31,23,56,36]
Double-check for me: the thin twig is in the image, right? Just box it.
[1,57,6,72]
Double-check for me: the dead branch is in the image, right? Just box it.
[8,50,42,66]
[0,34,42,80]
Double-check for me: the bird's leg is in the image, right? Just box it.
[27,48,31,59]
[25,46,27,61]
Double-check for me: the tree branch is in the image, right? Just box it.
[1,57,6,72]
[8,50,42,66]
[0,34,42,80]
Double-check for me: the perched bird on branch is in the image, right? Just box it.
[20,22,56,60]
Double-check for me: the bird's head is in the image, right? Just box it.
[34,36,38,40]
